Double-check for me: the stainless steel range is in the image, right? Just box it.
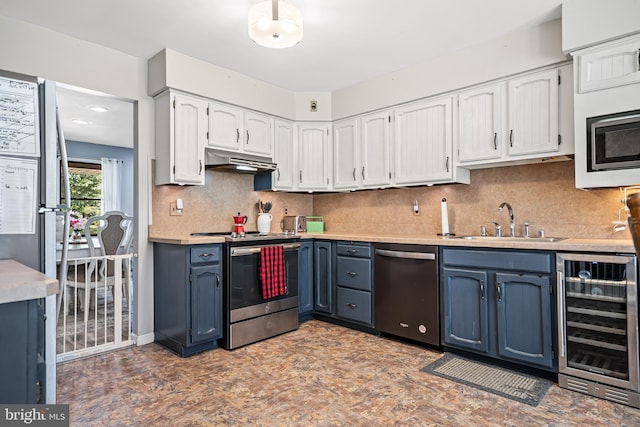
[192,232,300,350]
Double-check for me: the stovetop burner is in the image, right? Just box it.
[190,231,299,243]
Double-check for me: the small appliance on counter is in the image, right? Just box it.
[305,216,324,233]
[233,213,248,236]
[283,215,306,234]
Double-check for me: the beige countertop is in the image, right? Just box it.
[148,231,637,254]
[0,259,59,304]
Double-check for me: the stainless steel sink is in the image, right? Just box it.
[456,236,566,243]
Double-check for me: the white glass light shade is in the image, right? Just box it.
[248,0,303,48]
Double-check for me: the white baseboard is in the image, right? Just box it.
[133,332,155,346]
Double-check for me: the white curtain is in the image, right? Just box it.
[101,157,123,213]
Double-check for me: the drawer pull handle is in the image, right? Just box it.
[199,253,214,258]
[347,303,359,309]
[346,249,358,254]
[346,271,358,277]
[400,322,409,328]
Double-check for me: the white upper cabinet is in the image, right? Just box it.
[360,111,391,188]
[208,102,273,157]
[272,119,295,191]
[297,123,332,191]
[333,118,359,190]
[577,34,640,93]
[155,91,206,185]
[507,68,559,156]
[457,83,503,162]
[244,112,273,156]
[456,65,571,168]
[394,97,453,185]
[208,102,243,151]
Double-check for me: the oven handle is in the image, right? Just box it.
[231,243,301,257]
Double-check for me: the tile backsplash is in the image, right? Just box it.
[150,170,313,236]
[314,161,629,240]
[151,161,631,241]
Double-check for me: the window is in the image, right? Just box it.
[64,161,102,225]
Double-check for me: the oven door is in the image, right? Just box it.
[588,110,640,172]
[229,242,299,311]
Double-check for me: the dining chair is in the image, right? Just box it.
[66,211,134,323]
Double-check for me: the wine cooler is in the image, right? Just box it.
[557,252,639,408]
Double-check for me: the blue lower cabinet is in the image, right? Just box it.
[441,248,556,372]
[442,268,490,354]
[337,287,372,324]
[298,241,314,317]
[0,298,45,403]
[496,272,553,368]
[314,241,334,314]
[154,243,223,357]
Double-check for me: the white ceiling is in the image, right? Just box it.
[0,0,564,146]
[55,86,134,148]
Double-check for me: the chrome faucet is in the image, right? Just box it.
[498,202,515,237]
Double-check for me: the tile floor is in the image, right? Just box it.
[57,320,640,426]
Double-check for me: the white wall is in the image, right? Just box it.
[0,16,155,345]
[148,48,297,119]
[562,0,640,52]
[332,19,567,119]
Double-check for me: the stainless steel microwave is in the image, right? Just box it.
[587,109,640,172]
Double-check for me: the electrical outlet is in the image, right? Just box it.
[170,202,182,216]
[284,206,289,216]
[413,199,420,216]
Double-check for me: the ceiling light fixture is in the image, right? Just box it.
[248,0,303,49]
[88,105,109,113]
[71,119,90,125]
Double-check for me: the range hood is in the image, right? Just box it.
[204,149,277,174]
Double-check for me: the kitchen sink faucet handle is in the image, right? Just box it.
[480,225,487,237]
[524,222,530,238]
[493,222,501,237]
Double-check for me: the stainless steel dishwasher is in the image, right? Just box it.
[374,244,439,346]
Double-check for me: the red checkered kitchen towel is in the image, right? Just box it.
[260,245,287,299]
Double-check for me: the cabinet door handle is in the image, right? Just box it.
[445,156,450,172]
[347,303,359,309]
[638,48,640,71]
[493,132,497,150]
[236,129,240,143]
[276,168,280,181]
[346,271,358,277]
[361,166,365,180]
[246,130,249,144]
[353,168,356,181]
[479,280,485,299]
[215,273,220,288]
[299,170,302,183]
[497,283,502,301]
[509,129,513,147]
[199,160,203,174]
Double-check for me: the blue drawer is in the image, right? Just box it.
[190,245,221,264]
[337,257,372,291]
[441,248,553,274]
[337,287,372,325]
[336,242,372,258]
